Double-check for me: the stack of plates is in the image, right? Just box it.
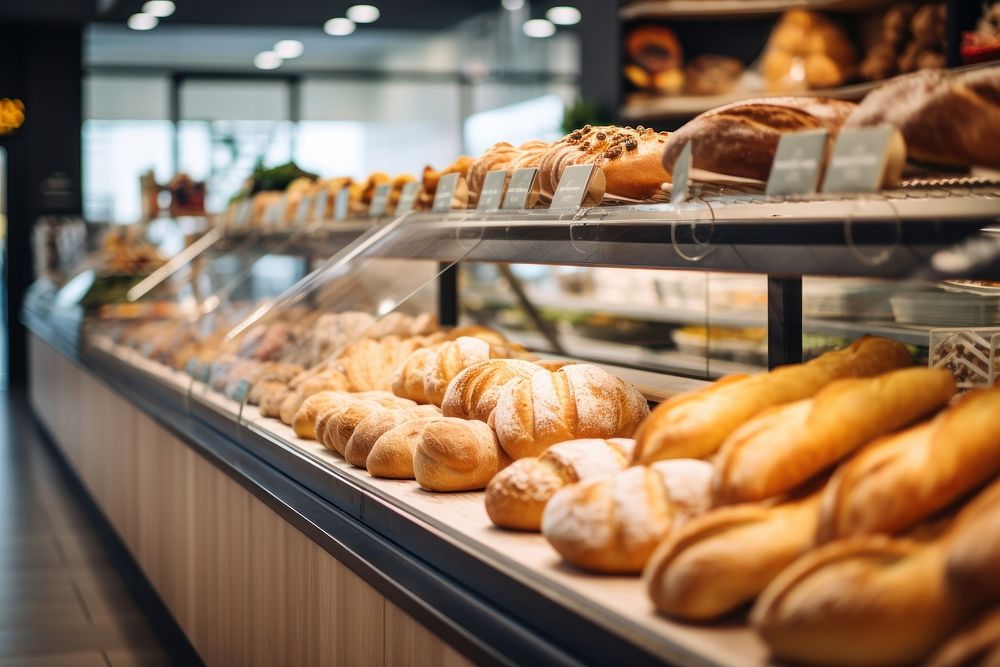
[891,288,1000,327]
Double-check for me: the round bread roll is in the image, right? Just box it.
[344,405,442,468]
[541,460,712,574]
[291,391,350,440]
[414,418,512,492]
[491,363,650,460]
[367,416,444,480]
[441,359,542,422]
[392,346,441,404]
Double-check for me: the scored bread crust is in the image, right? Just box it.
[711,367,955,505]
[391,346,440,404]
[441,358,542,423]
[662,96,856,181]
[367,416,444,480]
[818,388,1000,542]
[414,418,513,492]
[291,390,351,440]
[344,405,442,468]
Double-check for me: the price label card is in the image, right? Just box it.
[186,359,200,378]
[199,365,211,384]
[369,184,391,218]
[476,170,508,211]
[232,379,252,403]
[295,195,313,225]
[334,188,350,221]
[396,181,420,214]
[312,190,329,221]
[766,129,828,197]
[671,142,693,205]
[432,173,461,213]
[549,164,606,211]
[501,168,539,210]
[822,125,900,194]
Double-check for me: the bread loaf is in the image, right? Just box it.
[541,460,712,573]
[844,67,1000,168]
[485,438,635,531]
[946,477,1000,607]
[280,370,351,425]
[538,125,671,201]
[414,418,512,492]
[925,608,1000,667]
[644,490,821,620]
[508,140,550,170]
[315,391,414,454]
[441,359,542,422]
[249,379,285,407]
[633,336,912,464]
[819,388,1000,542]
[391,346,440,404]
[662,97,857,181]
[367,416,443,480]
[259,383,292,418]
[291,390,350,440]
[344,405,442,468]
[467,142,519,204]
[492,363,650,460]
[712,367,955,505]
[751,536,963,667]
[422,337,492,407]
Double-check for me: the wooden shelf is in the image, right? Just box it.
[620,0,894,20]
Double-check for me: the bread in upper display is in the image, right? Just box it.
[633,336,912,464]
[752,532,965,667]
[441,358,547,423]
[485,437,635,531]
[945,477,1000,607]
[538,125,671,201]
[761,9,857,92]
[344,404,442,468]
[414,418,513,492]
[623,25,685,95]
[712,367,956,506]
[926,607,1000,667]
[644,488,822,621]
[819,388,1000,542]
[861,3,947,81]
[661,96,857,182]
[844,66,1000,168]
[491,362,650,460]
[684,55,745,96]
[541,459,713,573]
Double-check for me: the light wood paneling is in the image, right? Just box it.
[28,335,474,667]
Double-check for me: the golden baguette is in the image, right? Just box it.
[644,489,821,621]
[925,607,1000,667]
[633,336,912,463]
[819,388,1000,542]
[751,536,964,667]
[712,367,955,505]
[946,476,1000,608]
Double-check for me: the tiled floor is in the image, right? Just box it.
[0,390,174,666]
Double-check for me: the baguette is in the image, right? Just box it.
[819,388,1000,542]
[414,418,513,492]
[344,405,442,468]
[712,367,955,505]
[751,536,964,667]
[541,460,712,574]
[926,608,1000,667]
[633,336,912,464]
[441,359,542,422]
[644,489,822,621]
[946,477,1000,608]
[367,416,443,479]
[485,438,635,531]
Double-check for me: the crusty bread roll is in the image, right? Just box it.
[367,416,443,480]
[541,460,712,574]
[633,336,912,464]
[315,391,414,454]
[926,607,1000,667]
[280,370,351,425]
[712,367,955,505]
[414,418,512,492]
[751,536,963,667]
[391,346,440,404]
[485,438,635,531]
[249,379,285,407]
[492,363,650,460]
[344,405,442,468]
[844,67,1000,168]
[337,337,423,393]
[423,336,531,407]
[661,96,857,181]
[538,125,671,201]
[441,359,542,423]
[945,477,1000,607]
[819,388,1000,542]
[291,390,350,440]
[443,325,507,345]
[644,489,821,621]
[259,383,292,418]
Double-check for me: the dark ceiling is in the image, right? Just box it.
[101,0,511,30]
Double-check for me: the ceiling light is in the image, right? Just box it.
[127,13,158,30]
[324,18,356,36]
[522,18,555,38]
[273,39,304,58]
[346,4,380,23]
[502,0,525,10]
[254,51,282,70]
[546,6,581,25]
[141,0,175,17]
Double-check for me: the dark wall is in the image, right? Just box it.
[0,24,83,386]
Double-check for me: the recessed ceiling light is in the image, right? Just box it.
[324,18,356,36]
[273,39,304,59]
[502,0,525,10]
[346,4,380,23]
[522,18,555,38]
[141,0,175,17]
[546,6,581,25]
[254,51,283,70]
[127,13,158,30]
